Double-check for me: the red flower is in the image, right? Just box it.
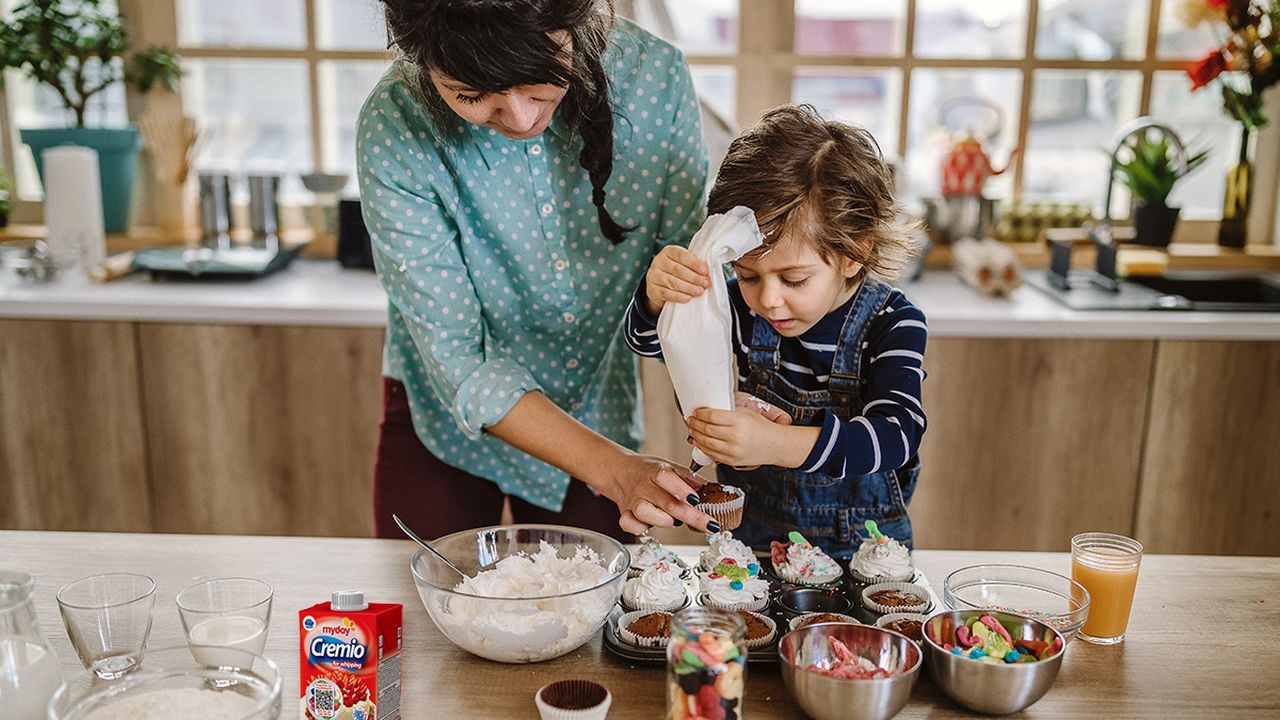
[1188,50,1228,90]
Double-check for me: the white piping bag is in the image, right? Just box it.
[657,206,764,471]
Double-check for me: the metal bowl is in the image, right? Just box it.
[776,587,853,619]
[923,610,1065,715]
[779,623,921,720]
[943,564,1090,642]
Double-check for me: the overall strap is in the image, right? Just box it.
[746,312,782,389]
[828,276,895,404]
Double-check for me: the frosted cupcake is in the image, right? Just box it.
[848,520,914,584]
[698,531,758,573]
[628,537,689,579]
[698,560,769,612]
[621,563,689,612]
[770,532,843,586]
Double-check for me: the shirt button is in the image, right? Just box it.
[571,402,583,411]
[541,203,554,215]
[562,312,576,324]
[530,144,542,155]
[554,259,568,271]
[566,358,579,369]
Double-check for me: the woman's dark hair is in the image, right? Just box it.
[380,0,634,244]
[709,104,920,282]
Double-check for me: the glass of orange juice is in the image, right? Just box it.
[1070,532,1143,644]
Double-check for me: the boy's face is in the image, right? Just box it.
[732,237,862,337]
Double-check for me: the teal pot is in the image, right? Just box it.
[1131,201,1179,248]
[20,127,142,233]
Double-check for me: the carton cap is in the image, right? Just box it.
[331,590,368,611]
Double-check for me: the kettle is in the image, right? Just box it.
[0,572,64,720]
[938,96,1019,198]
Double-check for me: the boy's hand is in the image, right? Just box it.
[687,406,818,470]
[644,245,710,316]
[735,391,791,426]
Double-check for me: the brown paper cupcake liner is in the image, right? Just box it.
[860,581,931,616]
[535,679,612,720]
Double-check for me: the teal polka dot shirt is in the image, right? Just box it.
[357,20,708,512]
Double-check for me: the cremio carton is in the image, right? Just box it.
[300,591,402,720]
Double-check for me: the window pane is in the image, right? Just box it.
[793,68,902,155]
[1156,0,1221,59]
[690,65,736,129]
[906,68,1022,199]
[1036,0,1147,60]
[316,0,389,51]
[183,59,312,196]
[794,0,907,56]
[1150,71,1235,217]
[177,0,306,49]
[318,61,392,191]
[623,0,738,55]
[914,0,1028,59]
[1023,71,1142,217]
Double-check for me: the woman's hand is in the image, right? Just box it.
[643,245,711,316]
[597,453,716,535]
[687,404,818,471]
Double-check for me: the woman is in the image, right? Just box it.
[359,0,715,539]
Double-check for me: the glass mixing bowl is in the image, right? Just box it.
[943,564,1090,642]
[410,524,629,663]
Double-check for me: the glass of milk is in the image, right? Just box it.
[175,577,273,669]
[57,572,156,679]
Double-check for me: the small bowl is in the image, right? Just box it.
[923,610,1066,715]
[50,644,281,719]
[779,623,922,720]
[410,524,628,663]
[776,587,852,619]
[943,564,1090,642]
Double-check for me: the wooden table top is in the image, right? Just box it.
[5,530,1278,719]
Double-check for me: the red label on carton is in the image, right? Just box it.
[300,601,402,720]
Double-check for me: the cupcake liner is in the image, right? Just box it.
[697,591,769,613]
[617,609,673,649]
[874,612,929,644]
[535,679,612,720]
[772,560,843,587]
[848,564,917,586]
[697,486,745,531]
[620,591,691,614]
[861,581,931,616]
[788,612,861,632]
[736,611,777,649]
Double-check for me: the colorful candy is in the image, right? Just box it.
[926,614,1063,665]
[667,613,746,720]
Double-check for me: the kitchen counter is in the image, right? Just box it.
[3,260,1280,338]
[5,530,1278,719]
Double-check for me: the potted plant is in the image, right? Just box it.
[1111,130,1208,247]
[0,0,181,233]
[0,169,12,227]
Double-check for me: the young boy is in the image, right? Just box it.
[625,104,926,557]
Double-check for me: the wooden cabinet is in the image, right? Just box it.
[0,320,152,532]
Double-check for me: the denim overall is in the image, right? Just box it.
[718,276,920,559]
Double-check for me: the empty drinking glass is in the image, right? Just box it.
[176,577,273,668]
[56,573,156,679]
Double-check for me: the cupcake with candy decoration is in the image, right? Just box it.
[698,559,769,612]
[621,562,690,612]
[698,531,758,573]
[848,520,915,584]
[629,536,690,579]
[770,532,843,586]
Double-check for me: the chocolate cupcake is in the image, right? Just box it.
[695,483,745,530]
[535,679,612,720]
[875,612,928,644]
[617,610,673,648]
[734,610,777,649]
[788,612,861,632]
[860,581,931,616]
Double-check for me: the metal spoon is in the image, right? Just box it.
[392,514,469,581]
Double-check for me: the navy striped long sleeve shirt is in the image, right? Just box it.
[624,278,928,478]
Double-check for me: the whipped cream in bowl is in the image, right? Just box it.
[410,525,628,663]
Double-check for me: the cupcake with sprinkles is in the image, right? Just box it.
[698,559,770,612]
[771,531,843,586]
[621,562,690,612]
[629,536,689,579]
[699,531,759,573]
[848,520,915,584]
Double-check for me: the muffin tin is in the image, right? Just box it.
[603,556,938,664]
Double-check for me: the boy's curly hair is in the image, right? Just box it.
[708,104,920,282]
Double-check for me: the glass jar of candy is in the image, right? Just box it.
[666,606,747,720]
